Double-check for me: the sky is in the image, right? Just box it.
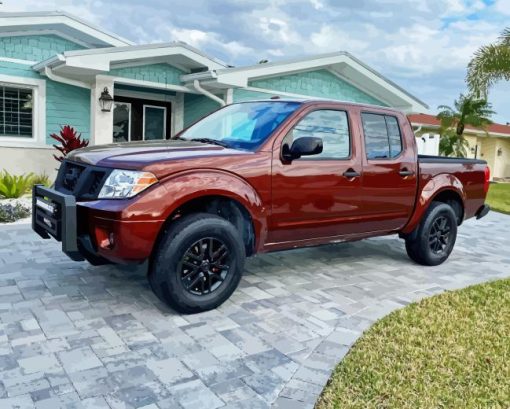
[3,0,510,123]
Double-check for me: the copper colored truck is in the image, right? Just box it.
[33,100,491,313]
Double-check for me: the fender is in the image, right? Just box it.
[401,173,466,235]
[159,169,268,249]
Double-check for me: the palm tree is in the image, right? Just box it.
[467,28,510,97]
[436,94,495,157]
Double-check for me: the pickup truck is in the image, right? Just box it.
[33,99,491,313]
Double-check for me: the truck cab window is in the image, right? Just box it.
[362,113,403,159]
[285,109,350,159]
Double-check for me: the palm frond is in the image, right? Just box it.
[466,43,510,97]
[500,27,510,45]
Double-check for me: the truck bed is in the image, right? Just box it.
[418,154,486,165]
[417,154,488,221]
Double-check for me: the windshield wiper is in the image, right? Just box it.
[189,138,230,148]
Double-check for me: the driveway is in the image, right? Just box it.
[0,211,509,409]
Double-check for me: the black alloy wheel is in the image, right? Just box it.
[179,237,231,295]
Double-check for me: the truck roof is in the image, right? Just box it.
[236,98,405,114]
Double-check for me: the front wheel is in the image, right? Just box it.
[405,202,458,266]
[149,213,245,314]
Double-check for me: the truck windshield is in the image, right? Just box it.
[179,101,301,150]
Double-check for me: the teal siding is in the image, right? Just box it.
[109,63,184,85]
[183,94,222,128]
[238,69,385,106]
[0,61,41,79]
[0,35,85,62]
[233,88,274,102]
[46,81,90,143]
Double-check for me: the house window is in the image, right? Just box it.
[0,85,33,138]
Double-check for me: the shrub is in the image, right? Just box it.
[0,202,31,223]
[31,172,53,188]
[50,125,89,162]
[0,171,34,198]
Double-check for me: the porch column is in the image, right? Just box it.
[91,76,114,146]
[173,92,184,135]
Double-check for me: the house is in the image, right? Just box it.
[0,11,429,176]
[409,113,510,180]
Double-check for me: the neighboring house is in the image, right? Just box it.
[409,113,510,180]
[0,11,429,176]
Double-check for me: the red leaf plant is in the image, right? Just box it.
[50,125,89,162]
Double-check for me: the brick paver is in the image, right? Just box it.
[0,212,508,408]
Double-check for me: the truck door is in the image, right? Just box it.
[268,107,366,244]
[359,111,418,232]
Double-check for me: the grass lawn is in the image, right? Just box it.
[316,279,510,409]
[486,183,510,214]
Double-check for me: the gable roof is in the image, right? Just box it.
[181,52,429,113]
[0,11,132,48]
[32,41,227,79]
[409,113,510,137]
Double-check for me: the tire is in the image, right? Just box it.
[149,213,245,314]
[405,202,458,266]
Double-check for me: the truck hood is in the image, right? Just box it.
[67,140,250,168]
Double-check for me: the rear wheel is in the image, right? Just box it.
[149,213,245,314]
[405,202,458,266]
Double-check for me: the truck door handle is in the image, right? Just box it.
[343,169,361,178]
[399,168,415,177]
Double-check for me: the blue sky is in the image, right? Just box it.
[5,0,510,123]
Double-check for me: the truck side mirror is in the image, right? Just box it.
[283,137,323,161]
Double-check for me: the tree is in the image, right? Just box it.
[467,27,510,98]
[436,94,494,157]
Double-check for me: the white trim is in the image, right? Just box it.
[114,88,176,103]
[225,88,233,104]
[0,12,133,47]
[0,57,37,65]
[0,74,46,148]
[113,101,132,142]
[0,30,92,49]
[115,88,178,136]
[193,80,225,106]
[60,42,225,68]
[110,59,191,74]
[32,43,226,73]
[99,75,195,94]
[44,66,90,89]
[174,93,184,135]
[182,52,429,112]
[143,105,167,140]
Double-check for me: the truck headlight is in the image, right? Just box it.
[98,170,158,199]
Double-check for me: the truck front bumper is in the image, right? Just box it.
[32,185,84,261]
[32,185,164,264]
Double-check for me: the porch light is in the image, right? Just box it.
[99,87,114,112]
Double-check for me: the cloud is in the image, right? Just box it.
[494,0,510,15]
[2,0,509,121]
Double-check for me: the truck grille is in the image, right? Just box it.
[55,160,112,200]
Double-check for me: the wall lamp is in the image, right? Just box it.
[99,87,114,112]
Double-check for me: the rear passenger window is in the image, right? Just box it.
[285,110,350,159]
[361,113,403,159]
